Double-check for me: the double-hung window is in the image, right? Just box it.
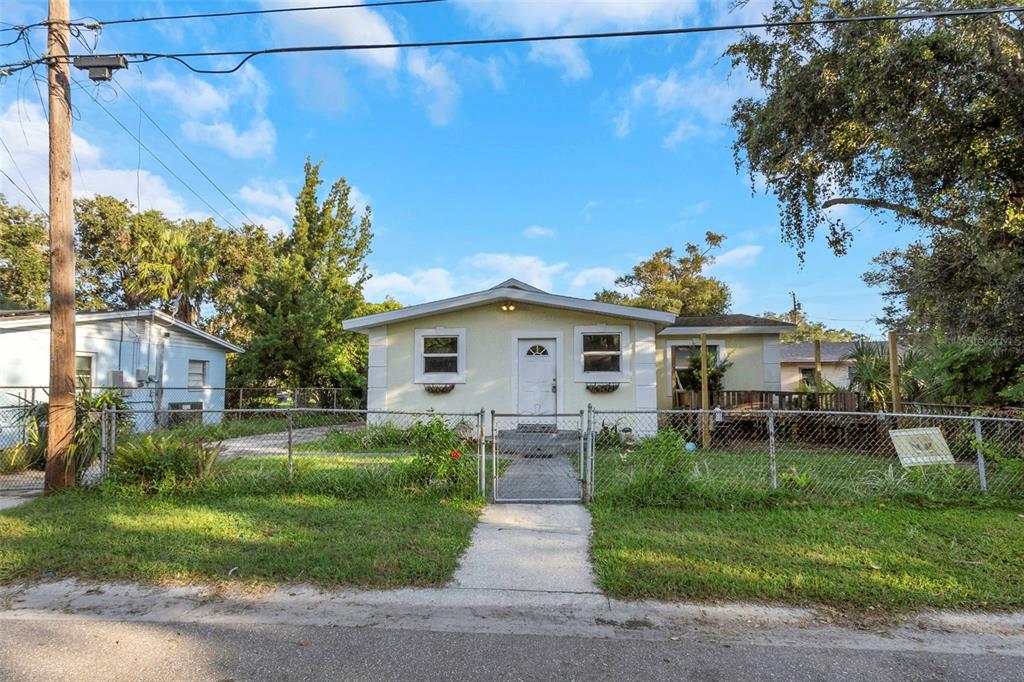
[188,359,208,389]
[414,328,466,383]
[74,355,93,392]
[575,325,630,382]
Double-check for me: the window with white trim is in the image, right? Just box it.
[414,328,466,383]
[574,325,630,382]
[188,359,208,389]
[74,355,93,392]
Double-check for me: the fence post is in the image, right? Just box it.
[490,410,498,501]
[586,404,595,501]
[768,410,778,490]
[579,409,588,503]
[100,403,109,481]
[286,410,294,483]
[478,408,485,497]
[973,419,988,494]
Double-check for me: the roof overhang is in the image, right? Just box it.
[658,325,797,336]
[0,309,244,353]
[343,285,677,332]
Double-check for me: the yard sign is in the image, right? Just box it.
[888,427,955,467]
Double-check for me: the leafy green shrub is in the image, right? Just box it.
[0,443,34,475]
[400,416,477,494]
[110,435,223,491]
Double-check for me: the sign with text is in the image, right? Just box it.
[889,428,955,467]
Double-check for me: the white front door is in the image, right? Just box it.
[517,338,557,415]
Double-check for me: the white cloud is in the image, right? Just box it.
[246,213,291,235]
[528,42,591,81]
[363,268,457,303]
[570,267,619,292]
[121,64,277,160]
[406,50,461,126]
[261,0,399,70]
[0,99,190,218]
[349,185,371,215]
[455,0,700,80]
[613,63,761,143]
[523,225,556,239]
[464,253,568,291]
[181,118,277,160]
[708,245,764,271]
[238,179,294,216]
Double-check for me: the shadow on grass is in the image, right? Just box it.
[0,489,482,588]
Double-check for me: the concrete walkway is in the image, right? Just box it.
[452,503,598,593]
[218,425,341,457]
[494,456,582,501]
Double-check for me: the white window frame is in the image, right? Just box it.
[414,327,466,384]
[74,353,95,391]
[574,325,631,383]
[187,359,209,390]
[664,339,726,396]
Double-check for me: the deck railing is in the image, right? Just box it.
[673,389,863,412]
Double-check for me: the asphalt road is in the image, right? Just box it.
[1,618,1021,682]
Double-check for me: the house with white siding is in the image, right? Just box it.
[342,279,796,426]
[0,309,243,428]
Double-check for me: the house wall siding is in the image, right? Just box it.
[780,361,853,391]
[379,303,654,416]
[654,333,779,409]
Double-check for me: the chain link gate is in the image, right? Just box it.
[490,411,586,502]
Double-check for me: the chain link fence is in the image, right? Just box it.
[590,408,1024,504]
[3,405,1022,504]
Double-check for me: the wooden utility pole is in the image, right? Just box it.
[44,0,76,492]
[887,330,902,414]
[700,333,710,448]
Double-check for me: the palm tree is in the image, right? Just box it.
[844,340,891,402]
[129,222,215,324]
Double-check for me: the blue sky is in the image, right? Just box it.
[0,1,921,337]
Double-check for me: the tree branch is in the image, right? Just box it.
[821,197,972,231]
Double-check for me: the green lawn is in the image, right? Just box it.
[589,502,1024,611]
[0,489,482,587]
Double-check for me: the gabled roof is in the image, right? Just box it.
[780,340,896,363]
[343,280,677,331]
[659,313,797,336]
[0,309,244,353]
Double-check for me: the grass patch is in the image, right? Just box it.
[595,445,1021,506]
[0,488,482,587]
[589,502,1024,611]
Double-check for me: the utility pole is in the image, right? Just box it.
[45,0,76,491]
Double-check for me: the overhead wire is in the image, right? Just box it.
[83,0,446,26]
[1,6,1021,75]
[109,77,259,227]
[70,75,239,229]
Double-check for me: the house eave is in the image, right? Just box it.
[343,287,677,331]
[658,325,797,336]
[0,309,244,353]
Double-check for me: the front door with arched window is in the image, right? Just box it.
[517,338,556,415]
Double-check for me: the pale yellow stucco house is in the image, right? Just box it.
[342,279,796,419]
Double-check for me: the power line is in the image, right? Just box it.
[84,0,446,26]
[2,5,1021,75]
[70,75,239,229]
[109,78,259,227]
[0,135,46,212]
[0,167,48,215]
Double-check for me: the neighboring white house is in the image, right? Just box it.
[779,341,858,391]
[342,279,796,429]
[0,309,243,428]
